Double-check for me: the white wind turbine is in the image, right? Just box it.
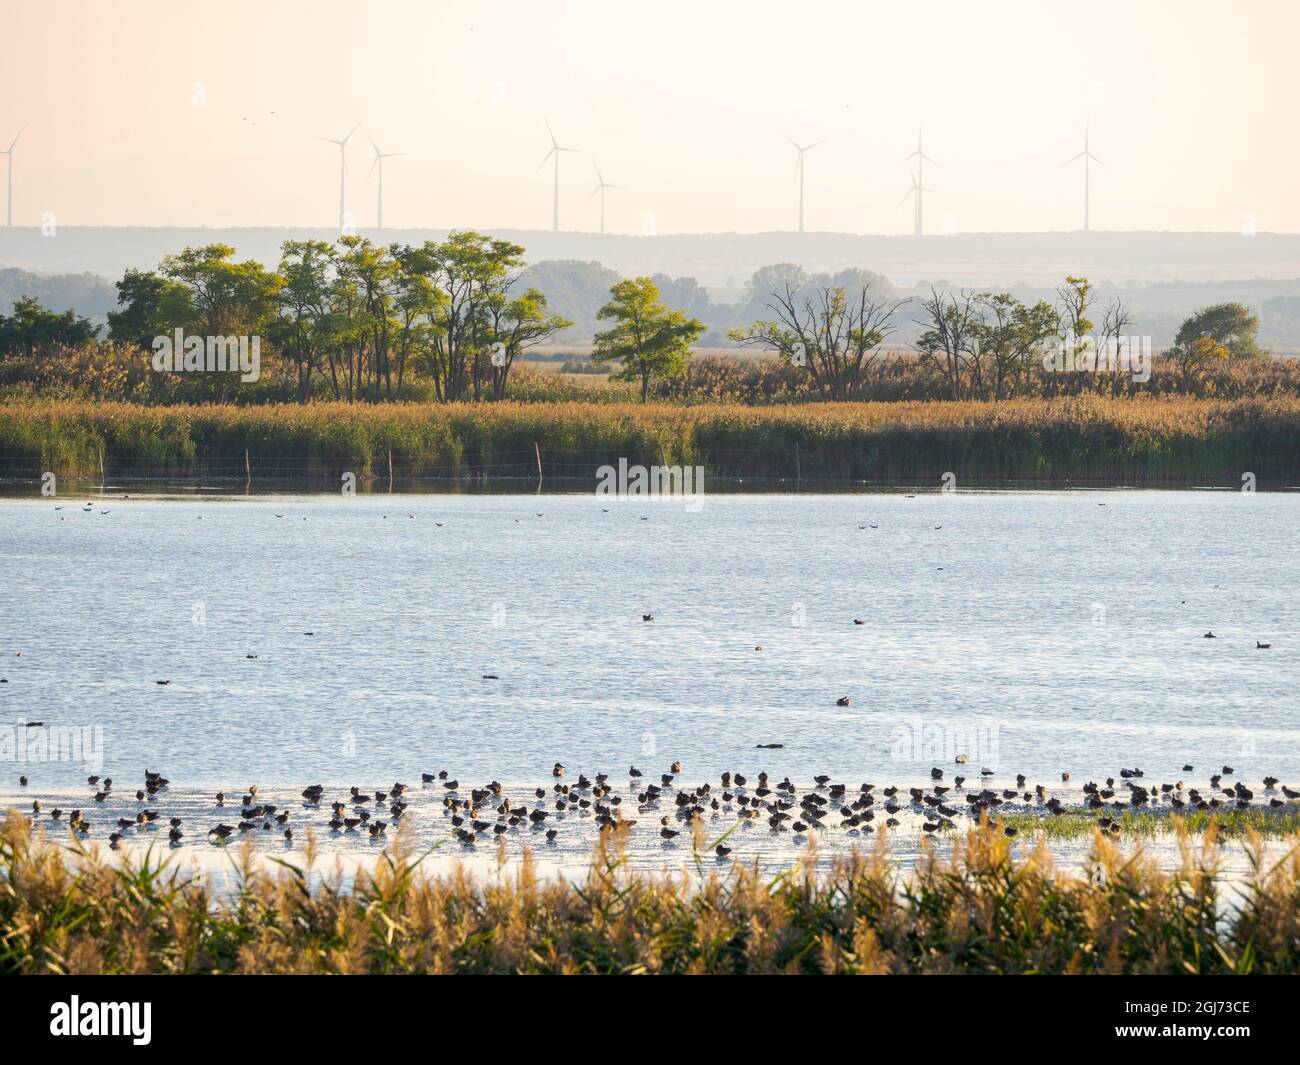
[368,133,403,229]
[897,168,936,237]
[315,122,360,231]
[586,159,625,235]
[784,133,824,233]
[537,119,579,232]
[1062,119,1106,232]
[2,125,26,227]
[899,128,940,236]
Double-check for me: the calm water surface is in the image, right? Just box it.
[1,490,1297,871]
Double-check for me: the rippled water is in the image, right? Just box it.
[1,489,1297,871]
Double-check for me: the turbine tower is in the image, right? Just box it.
[2,125,25,227]
[537,119,579,232]
[899,128,940,236]
[368,133,403,229]
[784,133,824,233]
[315,123,360,231]
[897,168,936,238]
[1062,120,1106,232]
[585,159,625,235]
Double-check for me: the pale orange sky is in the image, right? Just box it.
[0,0,1296,233]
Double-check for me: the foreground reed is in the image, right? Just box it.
[3,395,1300,484]
[3,812,1298,974]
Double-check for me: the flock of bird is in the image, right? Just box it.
[14,756,1300,860]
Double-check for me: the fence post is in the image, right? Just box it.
[245,449,251,485]
[388,448,394,491]
[534,441,543,485]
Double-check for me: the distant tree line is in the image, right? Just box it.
[0,232,1282,405]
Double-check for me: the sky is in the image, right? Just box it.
[1,0,1296,234]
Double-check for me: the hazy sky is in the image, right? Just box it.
[1,0,1296,234]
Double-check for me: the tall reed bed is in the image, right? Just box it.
[2,813,1297,974]
[1,396,1298,483]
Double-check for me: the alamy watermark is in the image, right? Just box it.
[1044,332,1151,383]
[890,716,1000,772]
[1,720,105,772]
[596,458,706,512]
[50,997,151,1045]
[151,328,261,383]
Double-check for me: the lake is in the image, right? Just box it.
[1,487,1297,873]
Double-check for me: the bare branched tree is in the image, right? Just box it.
[913,287,982,400]
[1099,296,1134,396]
[729,282,906,400]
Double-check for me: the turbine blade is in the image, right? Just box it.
[545,118,558,149]
[920,151,940,167]
[1061,151,1085,167]
[1088,152,1107,168]
[896,185,916,209]
[8,124,26,151]
[536,148,556,172]
[342,122,361,146]
[586,185,601,204]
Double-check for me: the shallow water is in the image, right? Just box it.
[1,489,1298,871]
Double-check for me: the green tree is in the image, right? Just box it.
[593,277,704,402]
[484,286,572,399]
[970,292,1060,400]
[158,244,281,337]
[0,295,99,358]
[1170,333,1230,393]
[1053,274,1095,396]
[406,231,530,402]
[1173,303,1263,362]
[274,240,337,402]
[106,269,187,351]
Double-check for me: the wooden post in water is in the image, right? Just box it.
[795,440,801,485]
[387,448,394,492]
[97,447,104,486]
[245,449,251,487]
[534,440,543,486]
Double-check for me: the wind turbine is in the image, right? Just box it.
[537,119,579,232]
[784,133,824,233]
[2,125,25,227]
[897,168,936,238]
[1061,120,1106,232]
[585,159,625,235]
[899,128,940,236]
[315,122,360,231]
[368,133,403,229]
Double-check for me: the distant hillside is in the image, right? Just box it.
[0,268,118,320]
[3,227,1300,289]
